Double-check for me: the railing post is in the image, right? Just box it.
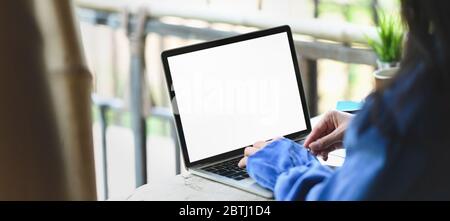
[128,8,148,188]
[172,122,181,175]
[301,58,319,117]
[98,104,109,199]
[313,0,320,18]
[305,0,320,117]
[371,0,379,25]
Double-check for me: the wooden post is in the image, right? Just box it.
[0,0,97,200]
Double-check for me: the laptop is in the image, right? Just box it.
[161,25,311,198]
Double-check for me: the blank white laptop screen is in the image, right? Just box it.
[168,32,307,162]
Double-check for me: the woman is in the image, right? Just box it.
[238,0,450,200]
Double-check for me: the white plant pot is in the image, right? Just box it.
[377,59,400,70]
[373,67,399,90]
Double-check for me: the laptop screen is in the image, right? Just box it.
[166,30,308,163]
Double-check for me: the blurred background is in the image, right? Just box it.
[75,0,400,200]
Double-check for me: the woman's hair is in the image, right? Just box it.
[400,0,450,77]
[360,0,450,137]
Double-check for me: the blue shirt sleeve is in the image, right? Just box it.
[246,138,331,190]
[246,116,389,200]
[246,138,334,200]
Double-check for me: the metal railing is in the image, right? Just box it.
[75,0,378,199]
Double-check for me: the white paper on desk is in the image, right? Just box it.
[317,149,346,168]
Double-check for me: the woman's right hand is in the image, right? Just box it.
[304,110,353,160]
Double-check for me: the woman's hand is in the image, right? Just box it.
[304,110,353,161]
[238,138,280,168]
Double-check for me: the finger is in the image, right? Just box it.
[318,143,338,154]
[253,141,267,149]
[269,136,283,142]
[244,146,260,157]
[303,124,325,148]
[308,129,342,152]
[266,137,283,146]
[312,143,340,159]
[304,116,332,148]
[238,157,247,168]
[329,142,343,151]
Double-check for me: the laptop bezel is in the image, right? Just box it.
[161,25,312,168]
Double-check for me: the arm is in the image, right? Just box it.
[246,114,389,201]
[238,110,353,168]
[239,110,377,200]
[245,138,334,200]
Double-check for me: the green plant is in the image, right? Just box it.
[367,12,405,63]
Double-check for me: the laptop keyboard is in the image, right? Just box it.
[202,158,250,181]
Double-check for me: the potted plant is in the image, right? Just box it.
[367,12,405,89]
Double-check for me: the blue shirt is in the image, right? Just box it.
[246,64,450,200]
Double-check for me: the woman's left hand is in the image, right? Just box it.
[238,138,280,168]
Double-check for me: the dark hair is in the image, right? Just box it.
[361,0,450,137]
[400,0,450,76]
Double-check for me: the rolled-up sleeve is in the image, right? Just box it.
[246,138,334,200]
[247,122,388,201]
